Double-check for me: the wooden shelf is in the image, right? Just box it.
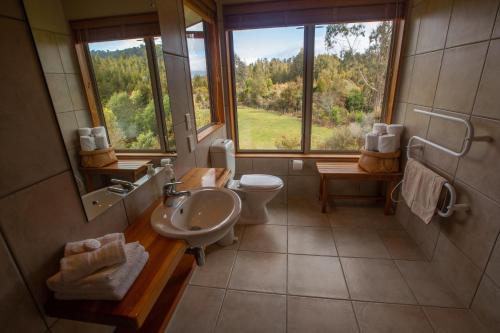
[45,168,230,332]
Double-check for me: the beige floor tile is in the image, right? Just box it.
[395,260,464,307]
[288,254,349,299]
[288,198,330,227]
[229,251,287,293]
[239,225,287,253]
[215,290,286,333]
[287,296,358,333]
[353,301,434,333]
[330,206,403,230]
[378,229,425,260]
[288,226,337,256]
[333,228,390,259]
[341,258,417,304]
[166,285,225,333]
[207,224,244,251]
[267,202,287,225]
[423,307,488,333]
[190,249,236,288]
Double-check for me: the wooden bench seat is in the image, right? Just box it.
[316,161,402,214]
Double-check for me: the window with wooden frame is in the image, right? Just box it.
[224,0,406,154]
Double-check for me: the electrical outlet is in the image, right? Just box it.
[185,113,192,130]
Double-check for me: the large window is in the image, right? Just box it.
[230,21,393,152]
[88,37,175,152]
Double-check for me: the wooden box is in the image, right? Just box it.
[80,147,117,168]
[358,149,400,173]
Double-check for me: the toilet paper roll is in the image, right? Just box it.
[373,123,387,135]
[292,160,303,171]
[91,126,106,137]
[94,135,109,149]
[387,124,404,149]
[78,128,91,136]
[365,132,379,151]
[80,136,96,151]
[378,134,397,153]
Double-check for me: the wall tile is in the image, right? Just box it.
[0,233,47,332]
[396,56,414,103]
[404,212,440,260]
[288,158,319,176]
[253,158,288,175]
[446,0,500,47]
[0,18,68,198]
[393,102,407,125]
[65,74,88,110]
[124,179,160,224]
[404,2,424,56]
[416,0,453,54]
[402,104,430,147]
[288,175,319,199]
[173,122,196,178]
[486,239,500,287]
[1,0,25,20]
[471,276,500,331]
[235,158,253,174]
[431,233,483,306]
[156,0,187,57]
[434,42,488,114]
[50,319,114,333]
[74,109,92,128]
[31,29,63,73]
[441,181,500,270]
[493,6,500,38]
[45,73,73,113]
[408,51,443,107]
[55,34,78,74]
[456,116,500,203]
[0,172,128,305]
[56,111,79,151]
[473,39,500,120]
[23,0,69,34]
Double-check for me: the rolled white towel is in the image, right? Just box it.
[64,233,125,256]
[373,123,387,135]
[48,242,144,292]
[94,135,109,149]
[378,134,398,153]
[365,132,379,151]
[387,124,404,149]
[60,239,126,282]
[80,136,96,151]
[54,251,149,301]
[91,126,106,137]
[78,128,91,136]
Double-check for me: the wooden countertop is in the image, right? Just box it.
[46,168,231,331]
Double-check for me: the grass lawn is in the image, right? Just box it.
[236,106,334,150]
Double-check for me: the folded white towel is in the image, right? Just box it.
[378,134,397,153]
[91,126,106,137]
[54,251,149,301]
[48,242,144,292]
[373,123,387,135]
[365,132,379,151]
[78,128,92,136]
[60,239,126,282]
[402,159,422,206]
[94,135,109,149]
[80,136,96,151]
[64,233,124,256]
[387,124,404,149]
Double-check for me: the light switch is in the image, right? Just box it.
[188,134,196,152]
[185,113,192,130]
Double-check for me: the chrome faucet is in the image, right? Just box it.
[109,179,136,192]
[163,181,191,207]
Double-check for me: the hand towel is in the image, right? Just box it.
[94,135,109,149]
[64,233,125,256]
[401,159,422,207]
[410,165,446,224]
[387,124,404,149]
[91,126,106,137]
[373,123,387,135]
[78,128,92,136]
[365,132,379,151]
[378,134,397,153]
[80,136,96,151]
[54,251,149,301]
[48,242,144,292]
[60,239,126,282]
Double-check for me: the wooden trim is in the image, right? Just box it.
[185,0,216,24]
[225,31,237,141]
[74,43,100,127]
[116,152,176,159]
[236,153,360,161]
[385,17,405,124]
[197,123,224,142]
[206,20,225,124]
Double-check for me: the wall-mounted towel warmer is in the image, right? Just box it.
[401,108,492,217]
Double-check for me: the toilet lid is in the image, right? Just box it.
[240,174,283,190]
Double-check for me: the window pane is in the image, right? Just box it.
[185,12,212,131]
[311,22,393,151]
[89,39,160,149]
[154,37,176,151]
[232,26,304,151]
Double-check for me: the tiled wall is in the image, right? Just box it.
[395,0,500,330]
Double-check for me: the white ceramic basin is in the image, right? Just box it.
[151,187,242,247]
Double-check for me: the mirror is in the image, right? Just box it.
[23,0,176,220]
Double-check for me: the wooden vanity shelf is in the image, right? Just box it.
[45,168,231,332]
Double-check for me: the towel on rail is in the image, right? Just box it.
[402,159,446,224]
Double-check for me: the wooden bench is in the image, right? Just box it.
[316,161,401,215]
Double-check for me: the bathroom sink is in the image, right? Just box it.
[150,187,242,247]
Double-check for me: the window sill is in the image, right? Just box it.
[235,153,360,161]
[197,123,224,143]
[116,152,177,159]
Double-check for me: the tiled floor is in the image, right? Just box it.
[166,199,488,333]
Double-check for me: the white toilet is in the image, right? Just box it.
[210,139,283,224]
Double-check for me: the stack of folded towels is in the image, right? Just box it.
[79,126,110,151]
[364,123,404,153]
[47,233,149,301]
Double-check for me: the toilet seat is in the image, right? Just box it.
[239,174,283,191]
